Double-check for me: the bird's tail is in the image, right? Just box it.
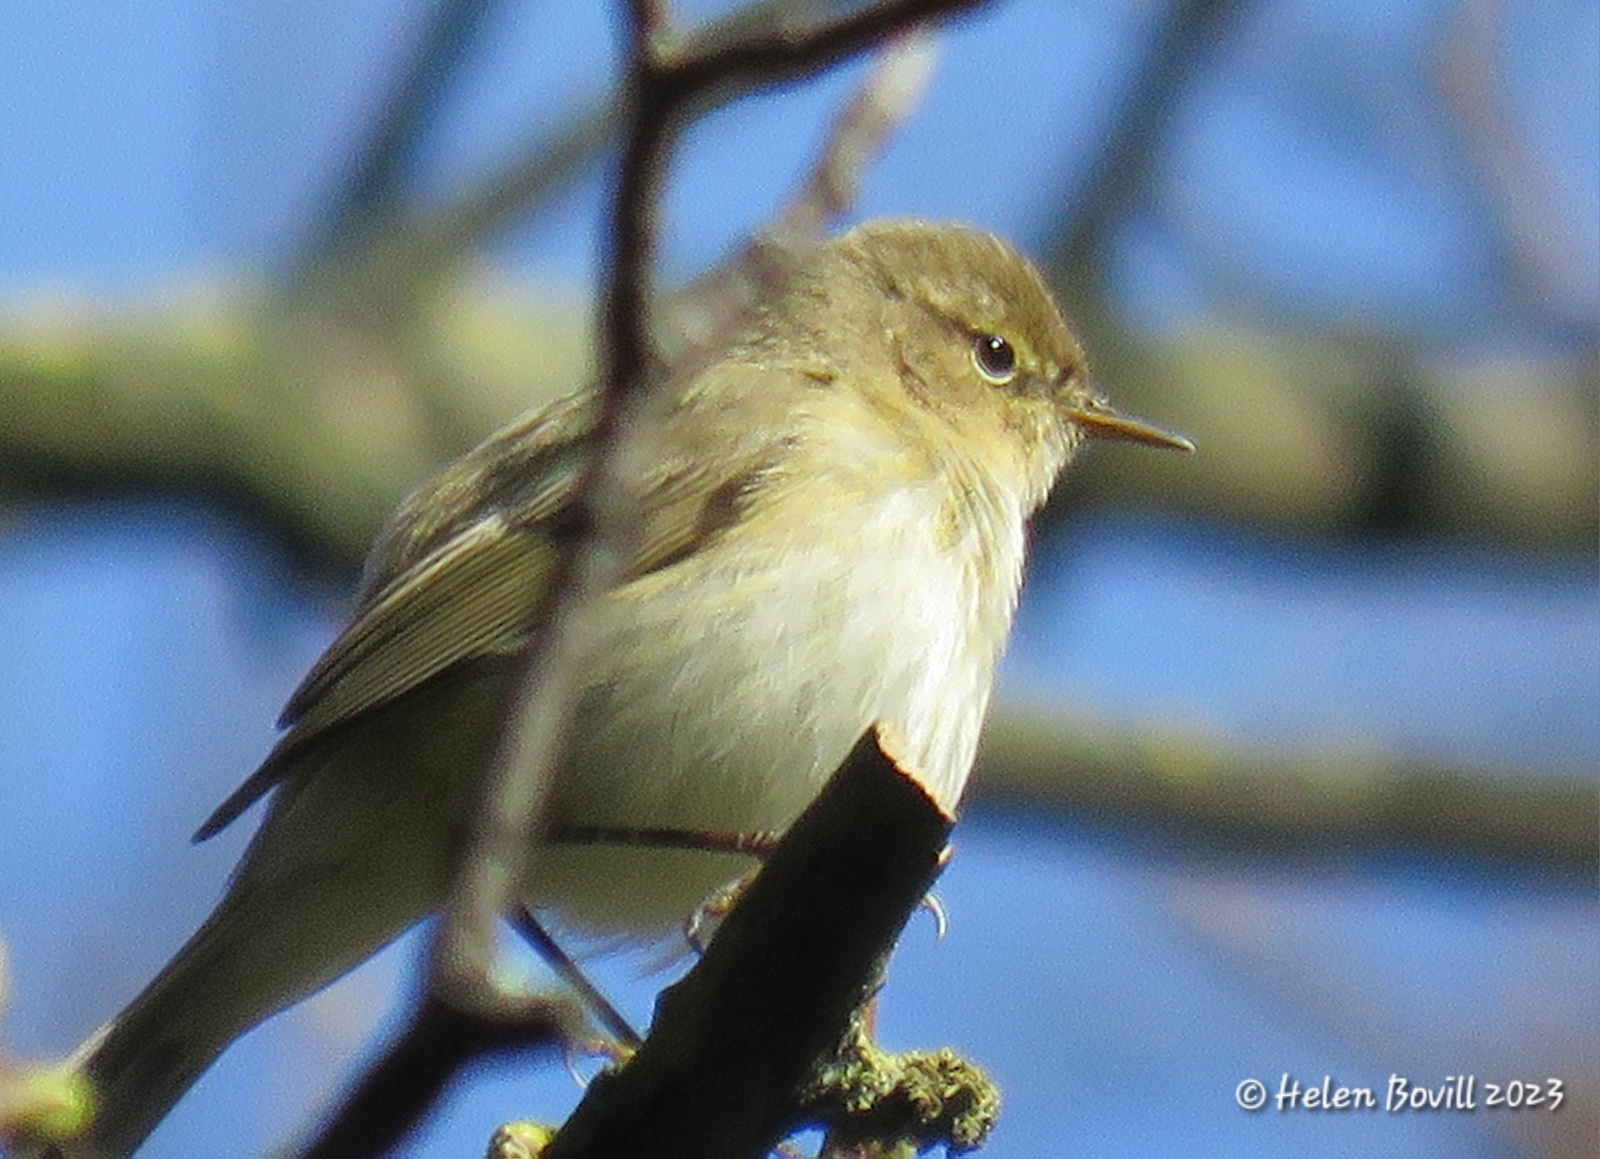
[71,904,259,1158]
[20,651,501,1158]
[49,839,437,1158]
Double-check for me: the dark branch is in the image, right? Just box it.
[543,727,955,1159]
[299,989,581,1159]
[653,0,983,100]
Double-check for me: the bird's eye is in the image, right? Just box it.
[972,333,1017,383]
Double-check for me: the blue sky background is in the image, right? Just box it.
[0,2,1596,1157]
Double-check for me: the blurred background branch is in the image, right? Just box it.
[0,271,1591,569]
[979,703,1595,877]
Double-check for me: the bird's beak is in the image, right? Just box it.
[1068,396,1195,452]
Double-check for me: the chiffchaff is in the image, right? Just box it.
[64,220,1189,1156]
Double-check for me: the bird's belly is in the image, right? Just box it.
[530,522,999,937]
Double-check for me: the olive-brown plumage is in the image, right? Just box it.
[60,220,1189,1157]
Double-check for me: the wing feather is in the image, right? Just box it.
[285,519,552,737]
[196,366,813,842]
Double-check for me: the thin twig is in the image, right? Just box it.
[659,28,940,375]
[424,0,669,1013]
[774,28,938,236]
[1044,0,1250,282]
[362,0,837,280]
[1433,0,1598,342]
[302,0,504,269]
[510,908,642,1049]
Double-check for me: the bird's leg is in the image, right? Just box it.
[918,892,948,940]
[509,906,641,1054]
[683,872,755,956]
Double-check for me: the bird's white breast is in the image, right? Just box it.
[529,402,1030,934]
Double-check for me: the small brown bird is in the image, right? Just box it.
[62,220,1190,1156]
